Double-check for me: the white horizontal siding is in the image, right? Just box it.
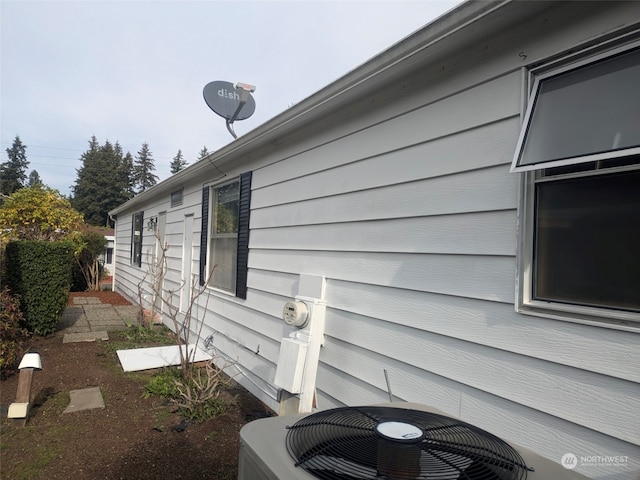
[316,353,640,479]
[246,269,299,298]
[250,210,516,256]
[323,311,640,445]
[326,279,640,384]
[459,392,640,480]
[252,70,521,191]
[250,249,515,303]
[252,119,518,212]
[252,163,518,227]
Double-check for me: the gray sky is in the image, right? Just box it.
[1,0,460,196]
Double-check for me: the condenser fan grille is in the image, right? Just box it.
[285,406,531,480]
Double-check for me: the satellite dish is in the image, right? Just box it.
[203,81,256,121]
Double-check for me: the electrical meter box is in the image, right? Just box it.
[283,301,309,328]
[273,338,308,393]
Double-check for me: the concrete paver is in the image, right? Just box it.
[60,296,131,336]
[114,305,140,324]
[63,387,105,413]
[63,331,109,343]
[72,297,102,305]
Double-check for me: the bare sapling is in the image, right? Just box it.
[136,226,234,418]
[136,226,168,328]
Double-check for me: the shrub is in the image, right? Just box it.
[173,362,235,423]
[75,231,107,291]
[4,240,74,335]
[142,362,235,423]
[0,287,29,379]
[0,186,83,242]
[142,368,182,399]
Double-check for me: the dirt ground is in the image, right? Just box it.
[0,291,272,480]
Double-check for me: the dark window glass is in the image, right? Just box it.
[519,48,640,168]
[534,169,640,311]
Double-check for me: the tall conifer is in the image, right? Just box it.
[170,149,187,174]
[133,142,158,192]
[72,136,135,226]
[1,135,29,195]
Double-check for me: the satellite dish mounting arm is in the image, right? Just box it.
[226,82,256,139]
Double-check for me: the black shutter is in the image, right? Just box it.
[199,186,210,286]
[235,171,252,299]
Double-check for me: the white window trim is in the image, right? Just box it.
[514,35,640,332]
[206,178,240,295]
[511,37,640,173]
[516,167,640,331]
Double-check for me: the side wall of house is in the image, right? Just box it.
[113,3,640,479]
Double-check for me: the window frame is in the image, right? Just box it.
[515,36,640,330]
[511,38,640,173]
[208,179,240,294]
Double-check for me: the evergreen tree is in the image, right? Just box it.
[197,146,209,160]
[133,142,158,192]
[121,151,136,198]
[170,149,188,174]
[27,170,44,188]
[1,135,29,195]
[72,137,133,226]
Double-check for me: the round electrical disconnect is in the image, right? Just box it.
[283,301,309,327]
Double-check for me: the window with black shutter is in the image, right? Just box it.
[199,172,251,298]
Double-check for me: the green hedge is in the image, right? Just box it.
[4,241,74,335]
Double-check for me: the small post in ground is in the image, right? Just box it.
[7,352,42,426]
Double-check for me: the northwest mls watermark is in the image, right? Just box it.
[561,453,629,470]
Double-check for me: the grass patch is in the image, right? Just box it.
[1,425,69,480]
[41,390,70,415]
[142,367,182,399]
[103,324,174,356]
[121,324,173,344]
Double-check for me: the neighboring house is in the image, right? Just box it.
[82,226,115,277]
[101,230,115,276]
[109,2,640,478]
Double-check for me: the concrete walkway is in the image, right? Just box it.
[55,296,140,413]
[58,296,140,341]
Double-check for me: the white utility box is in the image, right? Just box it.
[273,338,308,394]
[7,402,29,419]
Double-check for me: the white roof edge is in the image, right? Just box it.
[110,0,515,216]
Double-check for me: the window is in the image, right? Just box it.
[170,189,183,207]
[512,44,640,172]
[131,211,144,267]
[514,39,640,327]
[199,172,251,298]
[209,181,239,292]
